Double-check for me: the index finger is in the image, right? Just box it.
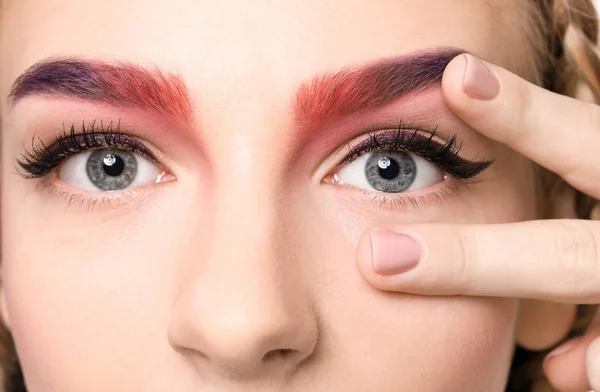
[443,50,600,199]
[355,220,600,303]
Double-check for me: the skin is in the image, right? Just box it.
[0,0,567,391]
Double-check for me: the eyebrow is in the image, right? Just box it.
[294,48,465,128]
[8,58,194,123]
[8,48,464,129]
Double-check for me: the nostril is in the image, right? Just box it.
[262,348,296,362]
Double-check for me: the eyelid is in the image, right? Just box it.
[34,176,162,213]
[324,125,493,183]
[17,120,166,179]
[16,120,176,212]
[337,179,472,212]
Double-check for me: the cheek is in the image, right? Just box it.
[309,238,518,390]
[333,290,518,390]
[290,198,519,391]
[298,163,532,389]
[0,188,197,389]
[317,153,538,245]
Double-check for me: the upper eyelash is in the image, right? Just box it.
[341,122,493,179]
[18,120,490,185]
[17,119,157,179]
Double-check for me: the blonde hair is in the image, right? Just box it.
[0,1,599,391]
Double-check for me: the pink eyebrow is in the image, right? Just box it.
[294,48,465,129]
[9,49,465,132]
[9,58,194,124]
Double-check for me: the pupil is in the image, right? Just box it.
[103,154,125,177]
[378,157,400,180]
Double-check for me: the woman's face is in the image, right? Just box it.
[0,0,539,391]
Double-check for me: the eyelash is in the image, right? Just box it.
[17,119,157,179]
[332,122,493,208]
[341,122,492,180]
[17,120,491,211]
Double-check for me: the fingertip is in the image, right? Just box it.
[355,229,390,290]
[355,228,422,292]
[441,53,469,108]
[355,229,374,275]
[442,53,503,121]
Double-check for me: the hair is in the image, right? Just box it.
[506,1,600,390]
[0,1,599,391]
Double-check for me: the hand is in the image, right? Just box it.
[355,54,600,392]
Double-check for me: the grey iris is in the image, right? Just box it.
[365,151,417,193]
[86,149,137,191]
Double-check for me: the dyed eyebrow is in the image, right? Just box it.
[8,59,194,123]
[294,48,466,128]
[9,49,463,129]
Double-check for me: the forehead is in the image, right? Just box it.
[0,0,531,105]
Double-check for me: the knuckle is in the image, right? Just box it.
[551,222,600,290]
[502,79,534,143]
[551,102,600,182]
[586,102,600,133]
[450,228,477,290]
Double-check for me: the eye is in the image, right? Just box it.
[337,150,445,193]
[58,148,163,192]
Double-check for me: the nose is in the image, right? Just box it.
[167,190,318,380]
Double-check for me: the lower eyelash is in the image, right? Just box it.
[36,178,138,212]
[362,180,472,211]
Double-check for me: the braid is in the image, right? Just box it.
[530,0,599,95]
[555,0,600,100]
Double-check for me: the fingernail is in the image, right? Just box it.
[462,54,500,100]
[370,231,421,275]
[545,337,581,361]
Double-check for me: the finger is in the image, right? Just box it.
[544,311,600,392]
[442,53,600,199]
[588,335,600,392]
[515,300,577,351]
[355,220,600,302]
[544,336,591,392]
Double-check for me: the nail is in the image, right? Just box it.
[370,231,421,275]
[545,337,581,361]
[462,54,500,100]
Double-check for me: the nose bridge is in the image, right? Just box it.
[168,142,317,379]
[207,148,284,285]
